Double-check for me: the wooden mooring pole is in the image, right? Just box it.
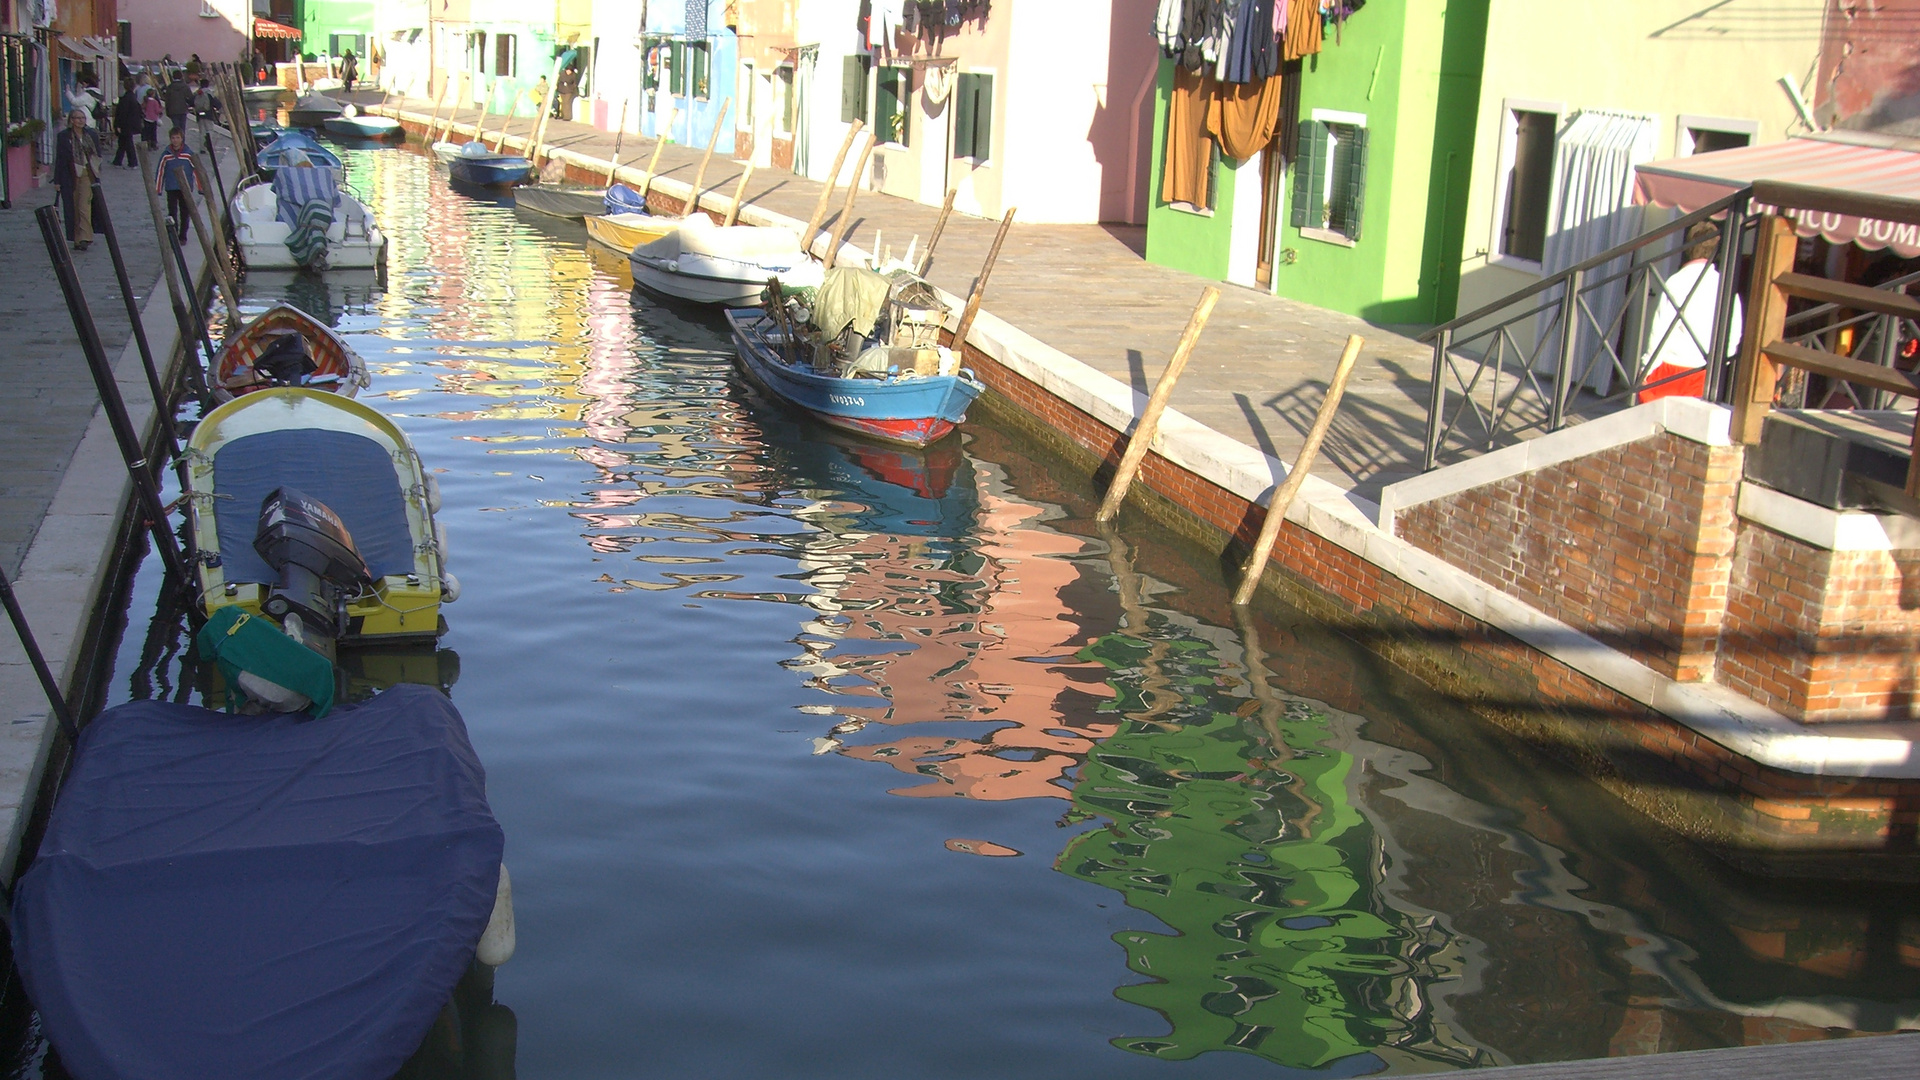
[917,186,957,276]
[1096,286,1220,523]
[950,207,1016,349]
[821,136,878,269]
[803,121,863,253]
[637,127,668,202]
[88,180,176,457]
[681,98,732,219]
[722,163,755,227]
[0,567,79,744]
[136,144,216,408]
[605,98,630,186]
[33,205,189,585]
[1231,334,1365,607]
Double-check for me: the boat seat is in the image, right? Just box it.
[212,429,415,584]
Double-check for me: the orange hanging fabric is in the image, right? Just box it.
[1206,72,1287,161]
[1282,0,1322,60]
[1161,65,1217,210]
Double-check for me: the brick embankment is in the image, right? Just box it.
[0,122,232,883]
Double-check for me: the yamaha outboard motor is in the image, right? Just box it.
[254,487,373,641]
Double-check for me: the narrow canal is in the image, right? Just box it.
[42,143,1920,1077]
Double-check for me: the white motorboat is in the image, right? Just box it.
[288,91,345,127]
[628,216,824,306]
[232,169,386,271]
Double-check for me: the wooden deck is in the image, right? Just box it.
[367,92,1439,500]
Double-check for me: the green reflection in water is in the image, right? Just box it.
[1060,624,1484,1072]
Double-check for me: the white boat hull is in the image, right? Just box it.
[232,182,387,271]
[630,252,825,307]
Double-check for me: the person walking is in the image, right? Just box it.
[53,109,102,250]
[141,79,163,148]
[341,50,358,93]
[156,126,202,246]
[555,62,580,121]
[112,81,140,166]
[162,74,193,139]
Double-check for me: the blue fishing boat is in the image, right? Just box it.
[447,141,533,187]
[724,266,984,447]
[249,119,283,146]
[256,129,343,174]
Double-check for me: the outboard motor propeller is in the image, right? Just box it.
[254,487,372,640]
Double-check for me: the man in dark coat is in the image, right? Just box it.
[112,83,140,167]
[161,75,193,138]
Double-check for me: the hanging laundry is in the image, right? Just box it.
[870,0,904,49]
[1212,0,1239,80]
[1222,0,1281,83]
[1156,0,1187,56]
[1207,70,1287,160]
[687,0,708,39]
[1161,65,1217,210]
[1282,0,1321,59]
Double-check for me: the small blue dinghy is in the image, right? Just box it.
[13,685,509,1080]
[447,141,533,187]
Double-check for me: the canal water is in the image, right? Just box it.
[44,144,1920,1077]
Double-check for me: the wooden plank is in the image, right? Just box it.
[1730,214,1800,444]
[1774,272,1920,320]
[1762,341,1920,398]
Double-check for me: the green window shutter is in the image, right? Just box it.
[1291,121,1326,229]
[953,73,976,158]
[970,73,993,160]
[1343,127,1369,241]
[842,54,868,123]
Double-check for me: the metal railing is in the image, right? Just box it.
[1418,190,1754,471]
[1777,266,1920,410]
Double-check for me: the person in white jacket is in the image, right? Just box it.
[1638,222,1743,404]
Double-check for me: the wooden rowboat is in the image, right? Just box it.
[214,304,371,401]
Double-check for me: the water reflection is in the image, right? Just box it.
[79,142,1920,1079]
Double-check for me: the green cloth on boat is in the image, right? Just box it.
[810,266,892,340]
[196,607,337,718]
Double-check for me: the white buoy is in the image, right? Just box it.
[424,473,443,514]
[477,863,515,967]
[434,519,451,568]
[441,571,462,603]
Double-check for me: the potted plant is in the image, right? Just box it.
[5,118,44,202]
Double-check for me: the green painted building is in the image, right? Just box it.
[1143,0,1488,326]
[299,0,376,68]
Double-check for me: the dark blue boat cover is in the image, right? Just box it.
[604,182,648,216]
[13,685,504,1080]
[213,428,417,585]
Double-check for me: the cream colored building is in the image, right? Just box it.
[1453,0,1826,321]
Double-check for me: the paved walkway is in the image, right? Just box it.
[365,91,1439,500]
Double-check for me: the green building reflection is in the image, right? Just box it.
[1059,623,1487,1072]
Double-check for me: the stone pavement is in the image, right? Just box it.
[365,91,1440,500]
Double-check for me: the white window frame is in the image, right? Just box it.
[1675,113,1759,157]
[1488,97,1565,275]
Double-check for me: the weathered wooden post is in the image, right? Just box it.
[680,98,731,218]
[802,120,863,252]
[1096,287,1220,523]
[821,136,878,270]
[0,567,79,744]
[1730,213,1799,445]
[917,186,958,276]
[1232,334,1366,607]
[723,163,755,227]
[950,207,1016,349]
[89,180,175,453]
[137,144,217,407]
[604,98,630,186]
[637,127,668,202]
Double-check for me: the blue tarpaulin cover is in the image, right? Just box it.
[13,685,504,1080]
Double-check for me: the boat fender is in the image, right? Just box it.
[441,571,462,603]
[235,671,312,713]
[435,519,451,569]
[477,863,516,967]
[424,473,443,514]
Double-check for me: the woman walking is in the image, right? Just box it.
[53,109,102,250]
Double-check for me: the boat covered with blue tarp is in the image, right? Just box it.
[12,685,505,1080]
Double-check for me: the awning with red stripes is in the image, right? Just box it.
[1634,134,1920,257]
[253,17,302,41]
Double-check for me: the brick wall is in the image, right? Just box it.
[953,335,1920,871]
[1725,524,1920,723]
[1396,434,1741,683]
